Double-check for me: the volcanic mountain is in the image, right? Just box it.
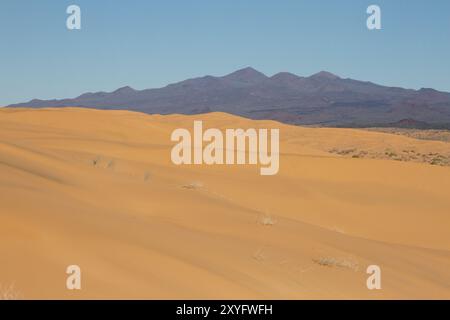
[9,67,450,128]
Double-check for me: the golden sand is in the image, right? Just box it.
[0,108,449,299]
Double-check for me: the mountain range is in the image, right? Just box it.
[9,67,450,128]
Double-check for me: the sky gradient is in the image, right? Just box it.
[1,0,450,105]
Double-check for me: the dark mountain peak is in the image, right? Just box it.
[113,86,137,94]
[76,86,136,100]
[77,92,96,99]
[419,87,436,92]
[416,87,450,102]
[271,72,303,81]
[222,67,268,83]
[417,87,446,96]
[309,71,340,81]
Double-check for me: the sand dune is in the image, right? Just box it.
[0,107,449,299]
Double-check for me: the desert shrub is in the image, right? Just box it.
[92,157,100,166]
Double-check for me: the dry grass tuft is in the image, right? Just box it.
[258,213,277,226]
[312,257,359,271]
[0,283,21,300]
[182,181,204,190]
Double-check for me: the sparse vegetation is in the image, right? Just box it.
[253,248,267,262]
[330,226,345,234]
[329,148,355,156]
[92,156,101,167]
[182,181,204,190]
[258,213,277,226]
[312,257,359,271]
[385,150,397,158]
[107,159,115,169]
[430,157,444,166]
[329,145,450,166]
[0,283,21,300]
[366,128,450,143]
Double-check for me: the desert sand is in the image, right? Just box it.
[0,107,449,299]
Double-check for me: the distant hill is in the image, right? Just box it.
[8,67,450,129]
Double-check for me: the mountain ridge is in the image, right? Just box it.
[8,67,450,129]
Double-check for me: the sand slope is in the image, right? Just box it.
[0,108,449,299]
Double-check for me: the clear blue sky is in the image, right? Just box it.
[1,0,449,105]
